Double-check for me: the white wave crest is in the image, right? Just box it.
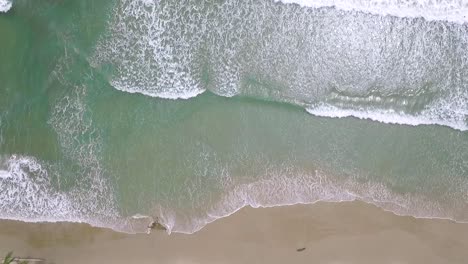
[91,0,208,100]
[306,103,468,131]
[275,0,468,23]
[0,0,11,13]
[109,81,205,100]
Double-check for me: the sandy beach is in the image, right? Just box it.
[1,201,468,264]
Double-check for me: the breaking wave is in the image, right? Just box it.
[306,103,468,131]
[275,0,468,24]
[92,0,468,131]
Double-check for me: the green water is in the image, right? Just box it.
[0,0,467,233]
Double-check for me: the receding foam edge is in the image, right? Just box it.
[0,0,11,13]
[160,169,468,235]
[274,0,468,24]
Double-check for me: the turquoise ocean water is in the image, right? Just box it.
[0,0,467,234]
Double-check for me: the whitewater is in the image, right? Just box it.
[276,0,468,24]
[92,0,468,132]
[0,0,11,13]
[2,151,467,235]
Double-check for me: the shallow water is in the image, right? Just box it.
[0,0,467,234]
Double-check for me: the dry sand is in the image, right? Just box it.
[1,201,468,264]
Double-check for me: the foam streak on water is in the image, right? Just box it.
[275,0,468,24]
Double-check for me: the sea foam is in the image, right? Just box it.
[0,155,76,222]
[163,169,468,234]
[306,103,468,131]
[95,0,468,132]
[275,0,468,24]
[1,153,466,235]
[0,0,11,13]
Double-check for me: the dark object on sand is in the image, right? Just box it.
[148,222,156,229]
[147,217,167,233]
[154,222,167,230]
[296,248,306,252]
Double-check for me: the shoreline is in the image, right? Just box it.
[2,201,468,264]
[3,200,468,237]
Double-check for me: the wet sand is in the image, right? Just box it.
[1,201,468,264]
